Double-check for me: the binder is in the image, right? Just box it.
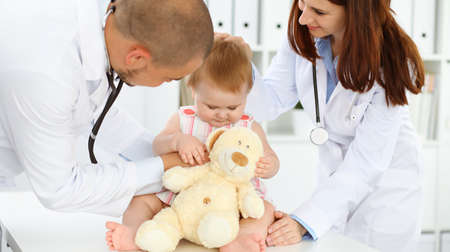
[262,0,292,50]
[390,0,413,36]
[234,0,260,47]
[208,0,233,34]
[412,0,436,55]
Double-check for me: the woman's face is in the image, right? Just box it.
[298,0,346,41]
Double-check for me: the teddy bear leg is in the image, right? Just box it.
[197,211,239,248]
[135,207,182,252]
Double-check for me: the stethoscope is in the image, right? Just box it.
[88,1,124,164]
[309,63,329,145]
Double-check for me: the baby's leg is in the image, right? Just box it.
[220,201,275,252]
[106,194,165,251]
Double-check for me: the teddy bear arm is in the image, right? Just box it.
[237,183,265,219]
[163,165,208,192]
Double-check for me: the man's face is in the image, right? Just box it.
[116,55,204,87]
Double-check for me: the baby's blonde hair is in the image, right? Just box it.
[187,38,253,93]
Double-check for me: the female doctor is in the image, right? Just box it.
[242,0,425,251]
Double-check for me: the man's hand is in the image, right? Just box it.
[160,153,190,171]
[266,211,308,246]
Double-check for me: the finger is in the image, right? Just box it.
[268,229,297,246]
[268,218,288,234]
[180,153,188,164]
[193,150,203,165]
[255,168,263,175]
[187,153,195,165]
[197,146,206,162]
[279,231,302,246]
[266,230,288,247]
[214,32,230,39]
[274,211,285,219]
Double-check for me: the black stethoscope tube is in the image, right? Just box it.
[89,72,124,164]
[312,63,320,124]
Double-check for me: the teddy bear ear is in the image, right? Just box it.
[207,128,226,151]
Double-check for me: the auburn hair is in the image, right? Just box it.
[287,0,424,106]
[187,38,253,93]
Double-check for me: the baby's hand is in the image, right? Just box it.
[176,134,208,165]
[255,154,279,178]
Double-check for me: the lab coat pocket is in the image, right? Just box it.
[348,102,369,125]
[335,101,370,136]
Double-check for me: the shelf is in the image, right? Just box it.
[251,45,264,52]
[423,140,440,148]
[422,54,444,61]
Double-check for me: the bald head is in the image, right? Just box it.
[113,0,213,67]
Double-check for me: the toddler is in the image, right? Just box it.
[106,38,280,252]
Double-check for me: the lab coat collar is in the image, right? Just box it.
[77,0,109,82]
[77,0,112,111]
[315,37,343,105]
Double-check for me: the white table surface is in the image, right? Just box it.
[0,191,378,252]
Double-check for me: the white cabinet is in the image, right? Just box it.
[419,233,436,252]
[441,232,450,252]
[437,146,450,230]
[422,146,438,231]
[208,0,233,34]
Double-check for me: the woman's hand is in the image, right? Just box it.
[214,32,253,59]
[266,211,308,246]
[175,134,208,165]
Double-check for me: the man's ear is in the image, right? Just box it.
[125,46,151,70]
[206,128,226,152]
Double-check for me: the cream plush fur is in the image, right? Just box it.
[135,127,265,252]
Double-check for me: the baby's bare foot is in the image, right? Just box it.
[220,233,266,252]
[105,221,139,251]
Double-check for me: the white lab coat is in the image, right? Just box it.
[0,0,164,216]
[247,38,423,252]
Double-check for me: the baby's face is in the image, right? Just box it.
[194,81,248,127]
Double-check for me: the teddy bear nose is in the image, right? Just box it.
[232,152,248,167]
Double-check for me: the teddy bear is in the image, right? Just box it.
[134,127,266,252]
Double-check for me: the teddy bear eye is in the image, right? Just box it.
[238,140,242,145]
[246,145,250,149]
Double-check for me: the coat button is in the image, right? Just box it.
[351,114,357,120]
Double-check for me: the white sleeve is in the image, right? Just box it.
[246,37,300,121]
[292,86,405,237]
[0,71,163,217]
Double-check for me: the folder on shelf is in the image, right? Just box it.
[408,72,438,141]
[412,0,436,55]
[208,0,233,34]
[262,0,292,50]
[234,0,260,47]
[390,0,413,36]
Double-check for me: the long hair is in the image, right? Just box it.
[287,0,424,106]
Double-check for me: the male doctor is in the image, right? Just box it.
[0,0,213,216]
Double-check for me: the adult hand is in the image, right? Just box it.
[266,211,308,246]
[214,32,253,59]
[160,152,190,171]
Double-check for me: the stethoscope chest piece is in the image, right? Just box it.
[309,62,328,146]
[310,126,329,145]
